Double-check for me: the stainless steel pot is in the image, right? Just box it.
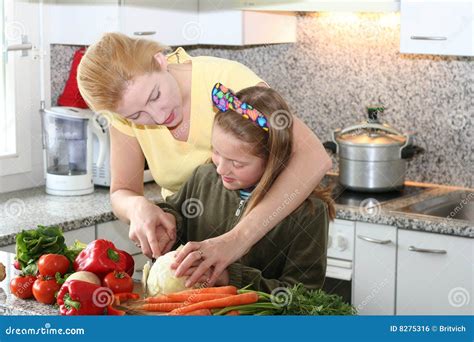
[324,108,422,192]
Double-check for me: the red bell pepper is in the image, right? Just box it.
[121,249,135,277]
[73,240,129,278]
[57,280,108,315]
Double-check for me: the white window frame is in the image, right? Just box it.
[0,0,34,177]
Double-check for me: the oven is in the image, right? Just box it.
[323,219,355,304]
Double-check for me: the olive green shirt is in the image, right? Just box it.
[159,163,328,293]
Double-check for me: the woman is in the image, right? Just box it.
[77,32,332,286]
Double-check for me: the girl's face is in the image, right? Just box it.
[116,54,183,127]
[211,124,267,191]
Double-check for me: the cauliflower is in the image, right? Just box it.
[145,250,190,296]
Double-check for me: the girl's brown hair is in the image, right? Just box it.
[77,32,168,112]
[214,86,335,220]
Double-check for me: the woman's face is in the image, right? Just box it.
[116,56,183,127]
[211,124,266,191]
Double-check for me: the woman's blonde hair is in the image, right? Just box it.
[77,32,168,112]
[214,86,335,220]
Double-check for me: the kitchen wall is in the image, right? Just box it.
[51,13,473,188]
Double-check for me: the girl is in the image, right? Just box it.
[160,83,335,291]
[77,33,332,286]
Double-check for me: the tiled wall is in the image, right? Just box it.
[50,13,473,188]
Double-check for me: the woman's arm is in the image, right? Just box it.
[173,117,332,285]
[109,126,176,258]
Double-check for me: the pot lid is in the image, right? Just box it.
[335,122,408,147]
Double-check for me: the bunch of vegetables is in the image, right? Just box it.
[10,225,138,316]
[213,284,356,316]
[134,284,355,316]
[14,225,85,271]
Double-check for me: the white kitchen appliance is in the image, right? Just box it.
[92,125,154,187]
[42,106,107,196]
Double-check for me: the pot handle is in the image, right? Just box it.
[338,122,404,137]
[401,145,425,159]
[323,141,337,154]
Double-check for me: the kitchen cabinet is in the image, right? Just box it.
[44,0,120,46]
[353,222,397,315]
[396,229,474,315]
[96,220,141,255]
[120,0,200,46]
[198,0,296,45]
[400,0,474,56]
[45,0,296,46]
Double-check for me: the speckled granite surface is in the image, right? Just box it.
[0,183,162,247]
[1,175,472,247]
[50,13,473,188]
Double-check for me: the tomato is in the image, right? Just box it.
[38,254,70,277]
[10,275,36,299]
[32,276,61,304]
[103,271,134,294]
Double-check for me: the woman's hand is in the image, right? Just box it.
[128,197,177,259]
[171,232,245,287]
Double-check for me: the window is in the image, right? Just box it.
[0,0,16,158]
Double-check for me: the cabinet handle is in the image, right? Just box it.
[357,234,391,244]
[408,246,447,254]
[410,36,447,41]
[133,31,156,36]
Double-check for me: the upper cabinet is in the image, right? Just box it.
[44,1,119,46]
[198,0,296,45]
[400,0,474,56]
[44,0,296,46]
[120,0,200,46]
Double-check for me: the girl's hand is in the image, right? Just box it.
[181,261,230,287]
[128,197,177,259]
[171,232,246,287]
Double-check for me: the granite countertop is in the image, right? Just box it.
[0,178,472,249]
[0,183,162,247]
[333,184,473,238]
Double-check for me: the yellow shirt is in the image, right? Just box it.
[110,47,266,199]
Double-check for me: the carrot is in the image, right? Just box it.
[170,286,238,296]
[140,302,186,312]
[114,292,140,305]
[170,292,259,315]
[183,309,212,316]
[146,293,233,304]
[225,310,240,316]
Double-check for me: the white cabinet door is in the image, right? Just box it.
[63,225,95,246]
[121,0,199,46]
[44,1,120,46]
[397,230,474,315]
[198,1,296,45]
[96,220,141,255]
[353,222,397,315]
[400,0,474,56]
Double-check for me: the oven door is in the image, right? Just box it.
[323,257,352,304]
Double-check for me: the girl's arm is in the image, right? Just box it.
[173,116,332,285]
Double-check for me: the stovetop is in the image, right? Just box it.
[324,175,429,207]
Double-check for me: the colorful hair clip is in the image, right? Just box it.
[211,82,269,132]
